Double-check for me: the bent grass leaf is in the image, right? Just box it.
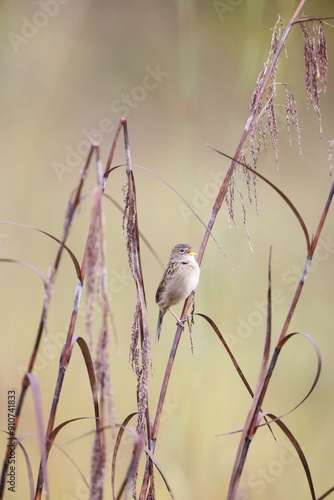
[111,413,137,500]
[0,221,82,282]
[246,331,322,434]
[116,434,145,500]
[195,313,254,399]
[275,331,322,413]
[0,259,47,287]
[73,337,100,422]
[26,373,49,500]
[113,420,175,500]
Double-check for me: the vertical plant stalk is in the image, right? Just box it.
[122,120,152,497]
[140,2,309,499]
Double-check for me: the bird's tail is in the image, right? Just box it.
[156,309,165,341]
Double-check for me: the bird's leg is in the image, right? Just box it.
[167,308,186,328]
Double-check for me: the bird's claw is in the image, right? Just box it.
[176,316,191,328]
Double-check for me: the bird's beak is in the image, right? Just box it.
[187,248,197,256]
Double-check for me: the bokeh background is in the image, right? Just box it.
[1,1,334,499]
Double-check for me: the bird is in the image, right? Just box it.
[155,243,200,341]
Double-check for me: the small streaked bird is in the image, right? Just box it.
[155,243,200,340]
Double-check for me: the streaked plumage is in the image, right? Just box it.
[155,243,200,340]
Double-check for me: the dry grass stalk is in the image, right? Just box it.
[121,121,152,498]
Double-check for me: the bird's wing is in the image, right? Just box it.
[155,262,180,302]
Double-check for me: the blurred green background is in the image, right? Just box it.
[1,1,334,499]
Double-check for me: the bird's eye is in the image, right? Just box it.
[179,248,186,254]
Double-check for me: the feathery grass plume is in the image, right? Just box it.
[90,431,105,500]
[226,169,236,226]
[224,163,255,249]
[234,18,286,224]
[264,18,283,167]
[317,21,328,89]
[284,84,302,153]
[249,17,283,117]
[300,19,328,132]
[328,140,334,179]
[89,306,114,499]
[246,19,289,167]
[85,195,101,350]
[86,147,116,497]
[267,96,279,165]
[95,309,115,430]
[236,187,254,252]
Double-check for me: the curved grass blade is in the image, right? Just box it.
[225,331,322,436]
[0,221,82,282]
[73,337,100,422]
[111,412,137,500]
[141,442,175,500]
[113,421,175,500]
[195,313,254,399]
[116,433,145,500]
[266,413,316,499]
[0,259,47,287]
[48,417,97,445]
[48,416,98,490]
[273,331,322,416]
